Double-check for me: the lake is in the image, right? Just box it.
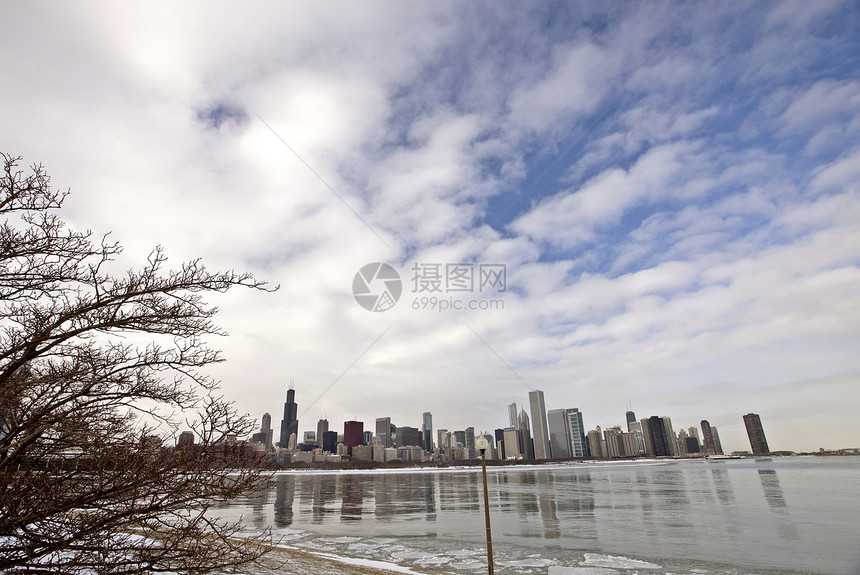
[218,456,860,575]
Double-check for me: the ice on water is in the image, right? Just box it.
[269,524,816,574]
[271,527,751,575]
[583,553,661,570]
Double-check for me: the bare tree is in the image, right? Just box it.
[0,153,276,574]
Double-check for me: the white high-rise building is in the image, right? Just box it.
[508,402,519,429]
[529,390,551,460]
[518,409,535,460]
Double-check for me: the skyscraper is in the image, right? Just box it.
[396,426,421,447]
[566,408,588,457]
[322,430,338,453]
[502,427,523,459]
[661,416,677,456]
[465,426,476,459]
[700,419,716,455]
[625,410,636,431]
[494,428,506,460]
[711,427,724,455]
[343,420,364,456]
[641,416,672,457]
[587,426,605,459]
[508,402,519,429]
[437,428,448,456]
[518,409,535,460]
[529,390,551,460]
[251,413,273,448]
[743,413,770,454]
[278,388,298,449]
[376,417,392,448]
[317,418,329,446]
[547,408,572,459]
[422,412,433,453]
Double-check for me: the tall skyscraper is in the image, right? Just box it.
[625,410,637,431]
[743,413,770,454]
[700,420,716,455]
[376,417,392,448]
[177,430,195,448]
[547,408,572,459]
[661,416,677,456]
[508,402,519,429]
[322,430,338,453]
[587,426,605,459]
[604,426,634,458]
[641,416,673,457]
[529,390,551,460]
[317,418,329,445]
[278,388,298,449]
[465,426,476,459]
[711,427,724,455]
[343,420,364,456]
[437,428,448,456]
[626,411,643,448]
[686,427,701,452]
[518,409,535,460]
[677,429,689,456]
[422,412,433,453]
[494,428,506,460]
[502,427,523,459]
[252,413,273,448]
[396,426,421,447]
[566,408,588,457]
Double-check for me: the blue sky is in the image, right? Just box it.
[3,1,860,452]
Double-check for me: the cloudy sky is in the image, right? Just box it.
[4,1,859,453]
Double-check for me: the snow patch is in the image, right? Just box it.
[503,557,559,567]
[583,553,662,569]
[548,567,620,575]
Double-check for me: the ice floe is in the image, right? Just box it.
[583,553,662,570]
[548,567,621,575]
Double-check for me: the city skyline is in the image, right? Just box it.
[271,385,784,456]
[5,3,859,454]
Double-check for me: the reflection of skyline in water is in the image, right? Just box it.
[757,467,800,541]
[273,474,294,528]
[262,464,796,533]
[228,459,859,574]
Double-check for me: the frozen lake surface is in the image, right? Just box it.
[219,457,860,575]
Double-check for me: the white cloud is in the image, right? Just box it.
[2,2,859,454]
[811,148,860,191]
[510,142,704,248]
[508,41,620,134]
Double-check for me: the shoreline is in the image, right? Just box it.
[244,541,448,575]
[255,452,856,475]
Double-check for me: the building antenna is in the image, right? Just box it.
[289,376,294,390]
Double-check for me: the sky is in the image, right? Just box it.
[3,1,859,453]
